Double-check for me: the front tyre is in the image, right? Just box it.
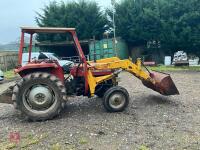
[103,86,129,112]
[12,73,66,121]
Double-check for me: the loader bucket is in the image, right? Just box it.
[142,71,179,96]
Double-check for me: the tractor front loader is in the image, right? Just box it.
[0,27,179,121]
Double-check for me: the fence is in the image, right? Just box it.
[62,55,89,63]
[0,52,18,71]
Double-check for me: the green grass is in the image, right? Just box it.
[0,133,48,149]
[79,137,88,145]
[3,70,17,80]
[51,143,62,150]
[139,145,149,150]
[147,65,200,71]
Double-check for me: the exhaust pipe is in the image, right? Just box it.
[142,71,179,96]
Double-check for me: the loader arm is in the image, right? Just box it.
[87,57,179,96]
[93,57,151,81]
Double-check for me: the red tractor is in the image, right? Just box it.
[0,27,179,121]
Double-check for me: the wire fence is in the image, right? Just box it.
[0,52,18,71]
[62,55,89,63]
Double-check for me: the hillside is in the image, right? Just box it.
[0,43,18,51]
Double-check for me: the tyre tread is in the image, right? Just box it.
[12,72,67,121]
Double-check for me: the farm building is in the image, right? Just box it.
[36,37,129,61]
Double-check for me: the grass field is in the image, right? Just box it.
[3,70,17,80]
[148,65,200,71]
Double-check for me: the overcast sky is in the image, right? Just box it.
[0,0,112,44]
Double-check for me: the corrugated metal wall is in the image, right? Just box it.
[89,38,129,60]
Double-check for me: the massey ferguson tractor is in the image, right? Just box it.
[0,27,179,121]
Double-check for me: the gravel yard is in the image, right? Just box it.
[0,71,200,150]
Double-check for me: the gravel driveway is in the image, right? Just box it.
[0,71,199,150]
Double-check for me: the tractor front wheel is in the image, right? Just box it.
[103,86,129,112]
[12,72,66,121]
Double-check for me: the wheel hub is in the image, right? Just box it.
[109,93,125,109]
[28,86,54,109]
[34,93,46,103]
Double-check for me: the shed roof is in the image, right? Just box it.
[21,27,76,34]
[36,40,89,47]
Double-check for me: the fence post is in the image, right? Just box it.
[3,56,6,71]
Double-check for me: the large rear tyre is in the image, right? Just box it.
[103,86,129,112]
[12,73,66,121]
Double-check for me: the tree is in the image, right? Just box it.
[107,0,161,46]
[107,0,200,55]
[158,0,200,54]
[36,0,107,42]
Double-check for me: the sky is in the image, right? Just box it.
[0,0,113,44]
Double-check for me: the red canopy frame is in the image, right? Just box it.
[18,27,88,95]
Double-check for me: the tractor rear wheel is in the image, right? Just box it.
[12,72,66,121]
[103,86,129,112]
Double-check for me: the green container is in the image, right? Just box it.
[89,38,129,61]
